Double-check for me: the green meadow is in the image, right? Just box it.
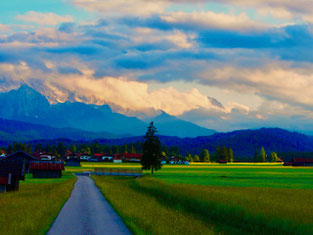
[91,163,313,234]
[0,172,76,235]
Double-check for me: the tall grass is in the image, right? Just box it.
[93,175,313,235]
[0,173,76,235]
[92,175,216,235]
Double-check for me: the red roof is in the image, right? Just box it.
[121,153,142,159]
[293,158,313,163]
[30,162,64,171]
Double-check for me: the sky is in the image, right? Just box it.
[1,0,313,133]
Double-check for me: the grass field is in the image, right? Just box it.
[91,163,313,234]
[0,172,76,235]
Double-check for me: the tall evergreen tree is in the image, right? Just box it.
[130,145,136,153]
[7,144,13,154]
[141,122,162,174]
[57,143,66,156]
[228,147,234,162]
[220,145,229,161]
[123,144,128,153]
[27,144,32,154]
[260,146,266,162]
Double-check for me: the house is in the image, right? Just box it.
[3,151,38,173]
[65,157,81,167]
[113,155,122,163]
[33,151,56,161]
[119,153,142,163]
[0,160,25,193]
[30,161,64,178]
[80,155,92,161]
[291,158,313,166]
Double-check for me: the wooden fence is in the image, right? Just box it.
[93,168,142,177]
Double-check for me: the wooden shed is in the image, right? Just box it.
[4,151,38,173]
[30,161,65,178]
[0,160,25,193]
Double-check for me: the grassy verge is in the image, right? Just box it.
[0,173,76,235]
[92,175,216,235]
[93,175,313,235]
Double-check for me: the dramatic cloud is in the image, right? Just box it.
[200,64,313,110]
[0,61,224,116]
[161,11,267,31]
[17,11,74,25]
[211,0,313,22]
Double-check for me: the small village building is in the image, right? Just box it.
[30,161,64,178]
[65,157,81,167]
[119,153,142,163]
[3,151,38,173]
[0,160,25,193]
[291,158,313,166]
[113,155,122,163]
[80,155,92,161]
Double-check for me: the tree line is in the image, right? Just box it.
[1,142,280,163]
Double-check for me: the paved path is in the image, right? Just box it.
[47,175,131,235]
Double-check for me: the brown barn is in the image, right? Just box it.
[30,161,65,178]
[292,158,313,166]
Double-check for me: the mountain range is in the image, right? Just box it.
[0,85,216,138]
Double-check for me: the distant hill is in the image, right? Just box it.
[0,85,216,138]
[18,128,313,161]
[87,128,313,160]
[0,119,118,145]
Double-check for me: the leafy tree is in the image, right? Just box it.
[185,152,192,162]
[269,152,278,162]
[260,146,266,162]
[141,122,162,174]
[228,147,234,162]
[201,149,210,162]
[193,154,200,162]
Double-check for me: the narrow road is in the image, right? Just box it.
[47,175,131,235]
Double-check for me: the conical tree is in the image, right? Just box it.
[141,122,162,174]
[260,146,266,162]
[228,147,234,162]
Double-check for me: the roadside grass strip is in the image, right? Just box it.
[92,175,216,235]
[93,175,313,235]
[0,173,76,235]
